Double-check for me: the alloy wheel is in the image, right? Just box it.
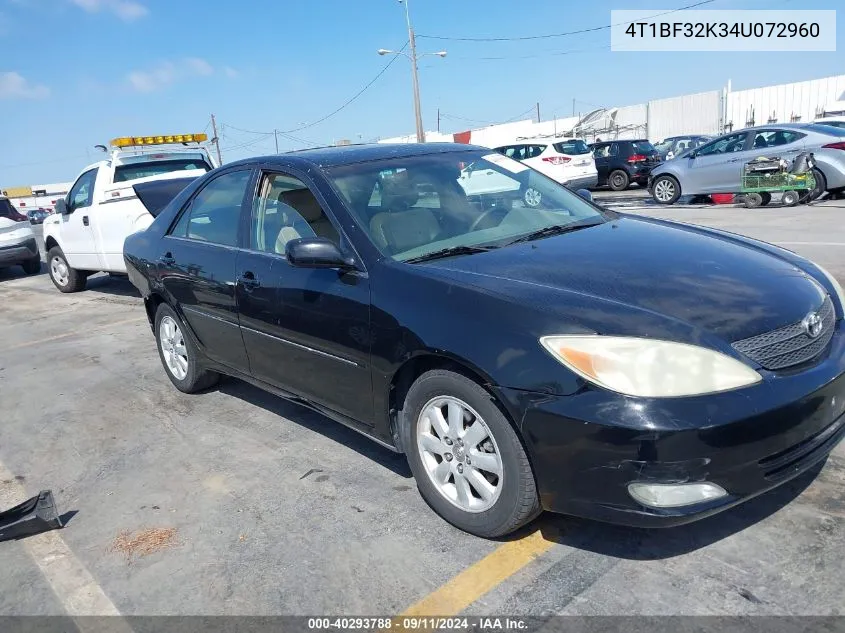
[159,315,189,380]
[654,178,676,202]
[416,396,503,513]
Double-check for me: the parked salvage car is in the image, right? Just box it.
[0,197,41,274]
[590,139,661,190]
[649,124,845,204]
[493,138,598,191]
[125,143,845,538]
[27,208,51,225]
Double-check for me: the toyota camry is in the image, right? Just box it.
[124,143,845,538]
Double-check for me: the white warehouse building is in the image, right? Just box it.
[380,74,845,147]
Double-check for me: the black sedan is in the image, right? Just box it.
[124,143,845,538]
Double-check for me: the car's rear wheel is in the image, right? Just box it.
[651,175,682,205]
[402,369,540,538]
[608,170,630,191]
[21,257,41,275]
[809,168,827,201]
[154,303,219,393]
[48,246,86,292]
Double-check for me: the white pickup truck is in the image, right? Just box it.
[43,134,215,292]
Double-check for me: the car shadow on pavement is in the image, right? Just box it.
[534,460,823,559]
[0,263,46,282]
[216,378,413,478]
[83,274,142,298]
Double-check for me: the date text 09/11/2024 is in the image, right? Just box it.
[306,618,528,630]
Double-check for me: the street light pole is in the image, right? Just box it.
[402,0,425,143]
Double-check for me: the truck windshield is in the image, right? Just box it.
[113,159,211,183]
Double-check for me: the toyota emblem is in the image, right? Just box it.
[802,311,823,338]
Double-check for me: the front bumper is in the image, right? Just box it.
[566,174,599,190]
[0,237,39,265]
[502,322,845,527]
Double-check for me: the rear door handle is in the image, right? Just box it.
[159,252,175,265]
[239,271,260,289]
[82,215,89,226]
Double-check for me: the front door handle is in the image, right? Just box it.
[159,252,175,265]
[82,215,89,226]
[239,271,260,289]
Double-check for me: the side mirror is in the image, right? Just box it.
[55,199,69,215]
[285,237,355,270]
[575,188,593,202]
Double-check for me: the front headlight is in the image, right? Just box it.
[812,263,845,315]
[540,335,762,398]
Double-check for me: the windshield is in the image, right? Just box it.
[114,159,211,183]
[327,150,606,262]
[553,140,591,155]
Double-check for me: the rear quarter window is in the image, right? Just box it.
[553,140,591,155]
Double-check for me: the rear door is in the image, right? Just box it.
[157,168,254,373]
[747,129,807,161]
[684,132,751,193]
[236,169,373,424]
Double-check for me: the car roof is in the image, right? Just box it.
[504,137,581,144]
[225,143,483,170]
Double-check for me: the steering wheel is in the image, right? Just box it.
[469,207,504,232]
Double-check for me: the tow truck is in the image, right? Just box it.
[43,133,215,292]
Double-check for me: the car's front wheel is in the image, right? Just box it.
[154,303,219,393]
[48,246,86,292]
[402,369,540,538]
[651,175,682,205]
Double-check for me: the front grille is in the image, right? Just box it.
[732,296,835,370]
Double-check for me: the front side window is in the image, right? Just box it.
[170,169,251,247]
[527,145,547,158]
[68,168,98,211]
[696,133,748,156]
[328,150,606,262]
[251,172,339,254]
[592,144,611,158]
[114,159,211,183]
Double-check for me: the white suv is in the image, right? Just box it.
[493,138,598,190]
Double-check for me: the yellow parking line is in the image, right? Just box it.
[399,529,555,617]
[1,316,144,352]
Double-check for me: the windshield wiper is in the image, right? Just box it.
[403,244,498,264]
[504,219,603,246]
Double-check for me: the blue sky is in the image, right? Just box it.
[1,0,843,185]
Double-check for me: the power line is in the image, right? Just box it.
[417,0,714,42]
[448,44,610,61]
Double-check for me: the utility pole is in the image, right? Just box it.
[572,98,575,117]
[536,102,541,123]
[274,129,279,154]
[404,0,425,143]
[210,114,223,165]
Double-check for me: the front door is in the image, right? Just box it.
[157,168,253,373]
[685,132,750,193]
[236,170,373,424]
[59,168,101,269]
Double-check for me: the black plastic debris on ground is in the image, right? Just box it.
[0,490,63,542]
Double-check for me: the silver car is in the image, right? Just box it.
[648,123,845,205]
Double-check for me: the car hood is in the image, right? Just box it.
[421,216,826,343]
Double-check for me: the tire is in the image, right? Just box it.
[608,170,630,191]
[651,175,682,205]
[782,190,800,206]
[744,192,763,209]
[759,192,772,206]
[47,246,86,293]
[809,168,827,201]
[21,257,42,275]
[522,186,542,208]
[154,303,219,394]
[401,369,540,538]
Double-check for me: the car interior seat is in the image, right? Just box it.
[276,188,337,243]
[754,135,768,148]
[368,174,440,255]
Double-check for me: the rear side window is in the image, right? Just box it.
[170,170,251,247]
[114,159,212,183]
[0,198,15,218]
[553,140,591,155]
[633,141,656,154]
[527,145,547,158]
